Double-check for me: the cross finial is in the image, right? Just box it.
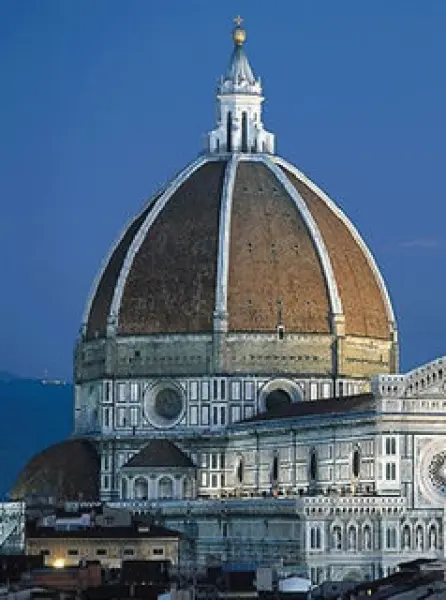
[233,15,243,27]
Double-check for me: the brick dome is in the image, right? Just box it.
[77,24,398,382]
[83,155,395,343]
[10,439,99,501]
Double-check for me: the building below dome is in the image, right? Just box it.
[13,19,446,586]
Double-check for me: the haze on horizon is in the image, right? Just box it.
[1,0,445,380]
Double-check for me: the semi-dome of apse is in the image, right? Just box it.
[10,439,100,502]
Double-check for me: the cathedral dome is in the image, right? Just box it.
[10,439,99,502]
[83,156,394,343]
[78,20,398,382]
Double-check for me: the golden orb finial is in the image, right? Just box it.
[232,15,246,46]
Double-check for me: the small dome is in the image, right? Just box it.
[10,439,99,501]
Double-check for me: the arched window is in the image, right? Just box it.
[363,525,372,551]
[182,477,194,500]
[385,437,397,455]
[428,524,438,550]
[226,112,232,152]
[121,477,128,500]
[416,524,424,551]
[265,389,291,412]
[134,477,149,500]
[348,526,357,551]
[310,527,321,549]
[386,527,397,549]
[158,476,173,500]
[352,447,361,478]
[332,525,342,550]
[309,448,318,482]
[272,455,279,484]
[237,457,244,484]
[241,111,248,152]
[402,524,411,550]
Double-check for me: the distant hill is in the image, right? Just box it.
[0,373,72,496]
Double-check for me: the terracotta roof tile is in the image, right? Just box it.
[283,168,390,339]
[118,161,226,334]
[228,162,331,333]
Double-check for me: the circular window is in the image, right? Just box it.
[144,383,184,428]
[428,450,446,496]
[155,388,183,420]
[265,389,292,411]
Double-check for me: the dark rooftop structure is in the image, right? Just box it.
[124,439,195,469]
[27,523,181,540]
[239,393,376,424]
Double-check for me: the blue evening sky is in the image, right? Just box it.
[0,1,445,380]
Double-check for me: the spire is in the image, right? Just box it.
[207,18,275,155]
[224,17,256,88]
